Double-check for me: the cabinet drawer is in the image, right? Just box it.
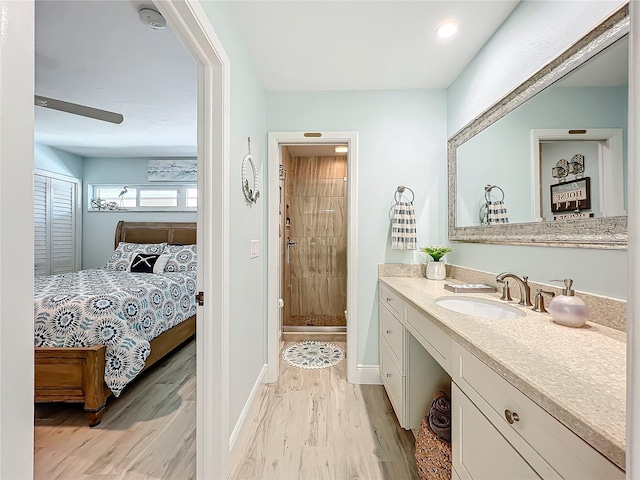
[380,342,405,427]
[379,283,401,317]
[380,302,404,371]
[404,302,451,374]
[452,383,540,480]
[452,341,623,480]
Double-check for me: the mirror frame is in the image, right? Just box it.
[448,4,629,250]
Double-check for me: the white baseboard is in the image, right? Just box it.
[228,364,267,462]
[356,364,381,384]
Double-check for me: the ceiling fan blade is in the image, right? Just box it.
[34,95,124,124]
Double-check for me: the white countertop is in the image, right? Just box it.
[379,276,626,470]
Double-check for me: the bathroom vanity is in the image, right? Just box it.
[379,276,625,480]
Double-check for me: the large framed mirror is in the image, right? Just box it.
[448,4,629,249]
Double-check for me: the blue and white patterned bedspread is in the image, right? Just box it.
[34,269,197,396]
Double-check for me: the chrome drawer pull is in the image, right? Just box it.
[504,409,520,424]
[386,297,392,302]
[386,329,391,334]
[386,373,391,378]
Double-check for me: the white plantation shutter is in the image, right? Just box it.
[34,172,80,275]
[34,174,49,276]
[50,178,76,274]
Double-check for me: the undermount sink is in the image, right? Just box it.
[435,296,526,320]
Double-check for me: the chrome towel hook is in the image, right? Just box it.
[395,185,415,204]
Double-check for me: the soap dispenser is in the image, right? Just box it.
[547,278,588,328]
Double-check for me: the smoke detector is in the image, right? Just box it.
[139,8,166,30]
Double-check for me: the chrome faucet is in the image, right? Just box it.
[495,272,533,307]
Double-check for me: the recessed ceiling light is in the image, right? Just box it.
[435,21,459,40]
[335,146,348,153]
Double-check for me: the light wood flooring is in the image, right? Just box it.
[229,339,418,479]
[34,339,196,480]
[34,337,418,480]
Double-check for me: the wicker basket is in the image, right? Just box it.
[415,403,452,480]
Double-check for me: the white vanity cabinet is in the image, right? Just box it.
[378,280,625,480]
[452,383,541,480]
[451,342,624,480]
[379,284,450,430]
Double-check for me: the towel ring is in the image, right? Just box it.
[484,184,504,202]
[395,185,415,203]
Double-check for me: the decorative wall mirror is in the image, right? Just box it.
[448,5,629,249]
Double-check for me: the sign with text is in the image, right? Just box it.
[550,177,591,213]
[553,212,595,221]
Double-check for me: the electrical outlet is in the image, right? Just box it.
[250,240,259,258]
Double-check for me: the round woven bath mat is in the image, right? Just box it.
[281,341,345,369]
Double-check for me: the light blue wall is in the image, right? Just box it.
[267,90,447,365]
[200,1,267,433]
[34,142,83,179]
[82,157,197,269]
[447,0,628,300]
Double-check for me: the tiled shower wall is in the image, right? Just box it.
[283,154,347,327]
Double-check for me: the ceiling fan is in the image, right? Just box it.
[34,95,124,124]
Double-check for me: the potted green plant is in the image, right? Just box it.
[421,246,452,280]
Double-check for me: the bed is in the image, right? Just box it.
[34,221,197,426]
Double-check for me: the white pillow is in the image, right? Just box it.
[152,252,171,274]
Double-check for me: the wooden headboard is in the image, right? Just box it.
[114,221,197,248]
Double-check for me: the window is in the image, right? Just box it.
[89,184,197,212]
[186,187,198,208]
[139,189,179,207]
[93,187,138,208]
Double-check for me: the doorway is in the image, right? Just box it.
[280,145,348,333]
[1,1,230,478]
[267,131,358,384]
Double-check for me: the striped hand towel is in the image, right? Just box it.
[484,200,509,225]
[392,201,417,250]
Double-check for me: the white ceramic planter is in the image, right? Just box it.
[426,261,446,280]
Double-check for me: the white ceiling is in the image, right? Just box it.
[228,1,520,91]
[34,1,520,158]
[35,0,197,158]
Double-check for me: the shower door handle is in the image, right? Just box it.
[286,237,298,264]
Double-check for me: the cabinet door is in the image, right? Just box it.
[380,302,404,370]
[380,341,405,427]
[453,383,541,480]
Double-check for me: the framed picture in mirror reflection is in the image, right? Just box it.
[550,177,591,213]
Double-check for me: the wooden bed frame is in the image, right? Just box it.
[34,221,197,426]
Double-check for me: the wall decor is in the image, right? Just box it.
[90,197,119,211]
[148,159,197,181]
[242,137,260,204]
[550,177,591,213]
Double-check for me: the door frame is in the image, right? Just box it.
[267,131,358,384]
[1,1,230,477]
[155,1,231,478]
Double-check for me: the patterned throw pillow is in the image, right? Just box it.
[163,244,197,273]
[104,242,167,271]
[129,254,160,273]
